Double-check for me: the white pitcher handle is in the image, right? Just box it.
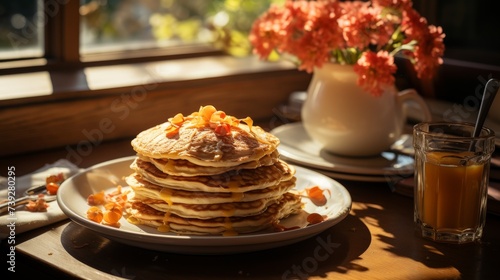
[397,88,432,123]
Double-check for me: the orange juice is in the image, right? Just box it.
[417,151,487,231]
[413,122,495,243]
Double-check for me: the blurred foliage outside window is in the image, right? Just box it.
[0,0,283,61]
[81,0,284,57]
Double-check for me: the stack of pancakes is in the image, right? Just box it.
[124,105,302,235]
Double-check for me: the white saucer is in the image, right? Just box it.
[57,156,352,254]
[270,122,414,176]
[310,167,409,183]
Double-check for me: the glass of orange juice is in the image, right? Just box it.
[413,122,495,243]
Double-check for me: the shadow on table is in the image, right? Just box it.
[60,214,371,280]
[348,182,500,280]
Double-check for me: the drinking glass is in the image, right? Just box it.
[413,122,495,243]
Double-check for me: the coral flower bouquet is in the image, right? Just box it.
[249,0,445,96]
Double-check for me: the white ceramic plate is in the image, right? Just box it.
[271,122,414,176]
[57,156,352,254]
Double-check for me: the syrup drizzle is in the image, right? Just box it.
[222,217,238,236]
[159,188,174,206]
[158,211,172,233]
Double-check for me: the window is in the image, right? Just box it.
[80,0,213,54]
[0,0,43,60]
[80,0,275,56]
[1,0,498,101]
[413,0,500,66]
[2,1,498,71]
[0,0,278,71]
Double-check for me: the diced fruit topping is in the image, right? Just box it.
[307,213,325,225]
[87,190,106,206]
[87,206,104,223]
[214,123,231,136]
[25,195,49,212]
[46,173,65,185]
[306,186,327,206]
[164,105,253,138]
[46,182,59,195]
[169,113,185,126]
[44,172,65,195]
[85,185,130,227]
[103,203,123,225]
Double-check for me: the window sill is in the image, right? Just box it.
[0,56,301,105]
[0,56,312,157]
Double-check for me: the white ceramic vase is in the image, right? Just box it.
[301,63,432,157]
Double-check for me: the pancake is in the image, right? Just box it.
[126,173,296,204]
[131,106,280,167]
[140,150,280,177]
[130,158,295,193]
[139,196,280,220]
[125,192,303,235]
[118,105,304,236]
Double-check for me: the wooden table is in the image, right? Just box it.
[2,138,500,279]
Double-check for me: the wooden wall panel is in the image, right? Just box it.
[0,70,311,157]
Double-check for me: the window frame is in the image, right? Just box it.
[0,0,224,76]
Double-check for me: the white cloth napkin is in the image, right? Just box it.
[0,159,82,239]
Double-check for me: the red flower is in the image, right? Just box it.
[354,51,397,96]
[249,5,287,59]
[339,2,394,50]
[411,25,445,80]
[401,7,445,80]
[249,0,445,97]
[373,0,413,10]
[250,0,343,72]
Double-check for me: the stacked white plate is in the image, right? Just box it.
[270,122,415,183]
[57,156,353,254]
